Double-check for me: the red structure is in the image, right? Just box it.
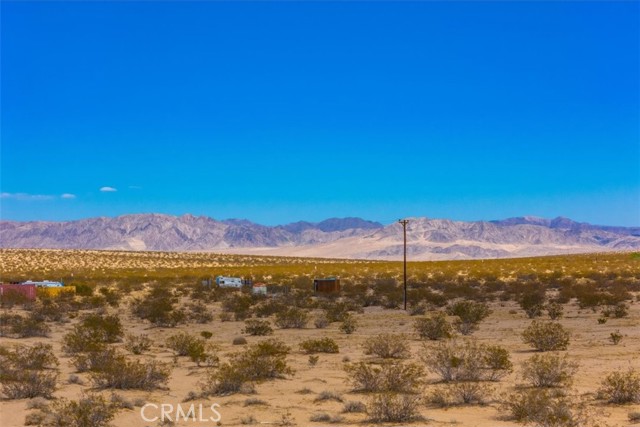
[0,284,37,301]
[313,277,341,293]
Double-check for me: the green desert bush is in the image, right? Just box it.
[519,290,547,319]
[501,389,597,427]
[362,334,410,359]
[166,332,218,366]
[427,382,494,407]
[344,361,423,393]
[0,344,59,400]
[34,393,119,427]
[367,393,422,423]
[0,313,50,338]
[610,330,623,345]
[201,339,292,396]
[414,312,454,340]
[546,302,564,320]
[522,321,571,351]
[131,286,185,327]
[300,337,339,354]
[124,334,152,355]
[520,353,578,388]
[243,319,273,336]
[420,339,512,382]
[89,355,171,390]
[339,314,358,334]
[598,369,640,404]
[63,313,123,354]
[446,300,492,335]
[274,307,309,329]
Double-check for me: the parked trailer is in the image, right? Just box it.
[216,276,243,288]
[0,284,37,301]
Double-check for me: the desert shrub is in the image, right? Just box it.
[0,313,50,338]
[274,307,309,329]
[414,312,454,340]
[309,412,344,423]
[610,330,623,345]
[300,337,339,354]
[98,287,121,308]
[446,300,491,335]
[63,313,123,355]
[409,302,428,316]
[38,393,119,427]
[186,301,214,323]
[339,314,358,334]
[420,339,512,382]
[71,347,117,373]
[546,302,564,320]
[427,382,494,406]
[521,354,578,388]
[90,355,171,390]
[0,344,59,399]
[522,321,571,351]
[201,331,213,339]
[166,332,217,366]
[342,400,367,413]
[629,411,640,422]
[314,314,330,329]
[314,390,344,403]
[201,339,292,395]
[221,292,253,321]
[501,389,593,427]
[601,303,629,319]
[598,369,640,404]
[519,290,547,318]
[131,286,185,327]
[322,301,354,323]
[243,319,273,336]
[124,334,152,355]
[367,393,422,423]
[308,355,319,366]
[363,334,410,359]
[344,361,423,393]
[29,298,69,323]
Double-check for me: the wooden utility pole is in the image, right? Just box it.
[398,219,409,310]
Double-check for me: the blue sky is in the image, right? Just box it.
[1,1,638,226]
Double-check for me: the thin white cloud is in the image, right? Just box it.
[0,192,55,201]
[100,186,117,192]
[61,193,77,199]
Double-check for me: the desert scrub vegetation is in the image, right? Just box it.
[0,344,59,399]
[414,312,454,340]
[446,300,492,335]
[26,393,119,427]
[520,353,578,388]
[274,306,309,329]
[344,361,423,393]
[0,312,50,338]
[131,285,186,327]
[421,339,512,382]
[201,339,293,395]
[166,332,219,366]
[124,333,152,354]
[62,313,124,354]
[242,319,274,336]
[339,313,358,334]
[362,333,410,359]
[522,321,571,351]
[427,382,495,407]
[299,337,339,354]
[367,392,422,423]
[501,389,603,427]
[88,350,171,390]
[597,369,640,404]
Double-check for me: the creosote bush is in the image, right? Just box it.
[427,382,494,407]
[243,319,273,336]
[501,389,598,427]
[63,313,123,354]
[362,334,410,359]
[166,332,218,366]
[131,286,185,327]
[522,321,571,351]
[598,369,640,404]
[201,339,292,395]
[274,307,309,329]
[520,353,578,388]
[0,343,59,399]
[124,334,152,355]
[367,393,422,423]
[421,339,512,382]
[414,312,454,340]
[339,314,358,334]
[446,300,491,335]
[31,393,119,427]
[344,361,423,393]
[0,313,50,338]
[300,337,339,354]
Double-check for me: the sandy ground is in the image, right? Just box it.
[1,297,639,427]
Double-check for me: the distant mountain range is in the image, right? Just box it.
[1,214,639,260]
